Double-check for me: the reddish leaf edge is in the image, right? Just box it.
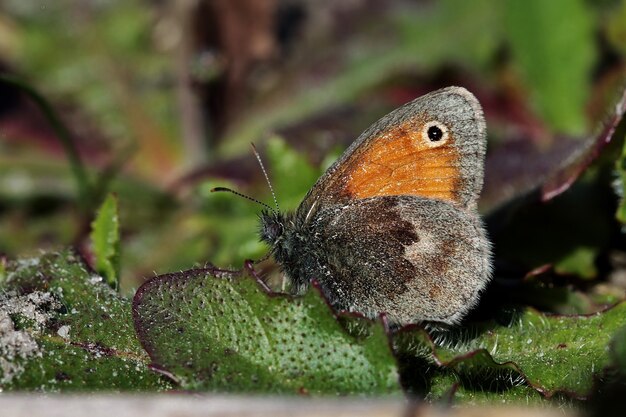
[132,265,243,369]
[541,86,626,201]
[131,263,400,391]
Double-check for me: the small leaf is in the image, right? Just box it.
[133,268,401,395]
[90,193,121,289]
[0,257,6,285]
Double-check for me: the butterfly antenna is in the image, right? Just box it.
[210,187,274,212]
[251,143,280,213]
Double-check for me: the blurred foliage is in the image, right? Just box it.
[0,0,626,410]
[504,0,595,135]
[4,0,180,178]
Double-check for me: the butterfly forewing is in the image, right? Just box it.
[299,87,487,216]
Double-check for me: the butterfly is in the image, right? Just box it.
[237,87,491,326]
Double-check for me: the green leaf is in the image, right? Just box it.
[504,0,595,135]
[133,269,401,395]
[427,372,546,405]
[0,251,169,391]
[609,325,626,375]
[90,193,121,289]
[398,305,626,398]
[0,258,6,285]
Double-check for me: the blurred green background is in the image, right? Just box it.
[0,0,625,292]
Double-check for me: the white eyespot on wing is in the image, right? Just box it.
[421,121,449,148]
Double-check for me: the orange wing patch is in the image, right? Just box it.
[341,120,461,203]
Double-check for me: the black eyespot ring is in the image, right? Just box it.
[422,121,449,147]
[427,125,443,141]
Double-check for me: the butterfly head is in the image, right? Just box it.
[259,209,286,247]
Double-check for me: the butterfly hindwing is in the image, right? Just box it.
[308,195,491,324]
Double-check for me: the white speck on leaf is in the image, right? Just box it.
[57,325,71,340]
